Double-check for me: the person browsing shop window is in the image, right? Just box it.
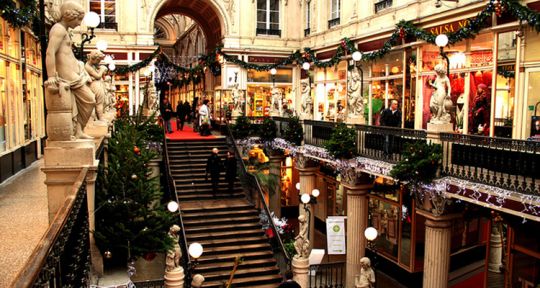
[380,99,402,127]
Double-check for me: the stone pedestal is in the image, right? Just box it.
[292,257,310,288]
[344,181,372,288]
[418,210,454,288]
[269,155,284,217]
[164,267,185,288]
[488,223,503,273]
[297,165,318,247]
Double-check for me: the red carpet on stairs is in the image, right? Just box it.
[165,120,217,140]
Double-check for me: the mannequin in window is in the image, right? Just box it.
[471,83,490,135]
[429,63,452,124]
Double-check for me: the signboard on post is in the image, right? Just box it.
[326,216,346,255]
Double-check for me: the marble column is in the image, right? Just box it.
[292,257,310,288]
[488,222,503,273]
[269,155,284,217]
[344,180,372,288]
[419,211,453,288]
[297,165,318,248]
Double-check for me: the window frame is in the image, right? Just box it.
[89,0,117,29]
[256,0,281,36]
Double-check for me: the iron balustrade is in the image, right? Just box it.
[303,120,337,147]
[132,279,165,287]
[256,28,282,37]
[374,0,393,13]
[162,126,191,287]
[328,18,340,29]
[225,120,291,274]
[13,168,91,288]
[272,116,292,138]
[355,124,428,163]
[440,133,540,194]
[309,262,345,288]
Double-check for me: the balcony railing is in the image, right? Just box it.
[272,116,292,138]
[375,0,393,13]
[328,18,340,29]
[13,167,90,287]
[304,28,311,36]
[303,120,336,147]
[440,133,540,194]
[309,262,345,288]
[256,28,281,37]
[97,22,118,30]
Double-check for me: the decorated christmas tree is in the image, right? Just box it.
[283,116,303,146]
[232,115,251,139]
[94,108,174,263]
[259,117,277,143]
[324,123,357,159]
[390,141,442,186]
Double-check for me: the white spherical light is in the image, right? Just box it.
[96,40,108,52]
[84,11,101,28]
[104,55,114,64]
[270,68,277,75]
[188,243,204,259]
[167,201,179,212]
[435,34,449,47]
[352,51,362,62]
[364,227,378,241]
[311,189,320,198]
[301,193,311,204]
[108,63,116,71]
[295,182,301,191]
[302,62,311,71]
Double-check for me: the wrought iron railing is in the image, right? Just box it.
[440,133,540,194]
[303,120,336,147]
[132,279,165,287]
[375,0,393,13]
[309,262,345,288]
[355,124,428,163]
[162,125,191,287]
[225,120,291,274]
[12,168,91,287]
[256,28,282,37]
[273,116,292,138]
[328,17,340,29]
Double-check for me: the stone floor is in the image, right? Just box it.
[0,159,48,288]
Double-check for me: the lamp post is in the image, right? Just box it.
[187,242,204,285]
[78,11,101,61]
[364,226,379,268]
[435,34,450,76]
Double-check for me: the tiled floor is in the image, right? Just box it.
[0,159,48,288]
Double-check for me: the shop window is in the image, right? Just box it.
[7,26,19,59]
[369,197,399,260]
[257,0,281,36]
[494,31,517,138]
[246,68,293,117]
[89,0,117,29]
[524,70,540,140]
[305,0,311,36]
[314,62,347,122]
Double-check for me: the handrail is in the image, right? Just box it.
[12,167,89,287]
[224,120,291,266]
[161,123,191,284]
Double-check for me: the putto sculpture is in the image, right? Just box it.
[300,79,313,119]
[85,50,108,123]
[294,214,310,259]
[347,66,363,118]
[429,63,453,124]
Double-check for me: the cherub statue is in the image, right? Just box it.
[347,66,363,117]
[355,257,375,288]
[165,225,182,271]
[294,214,310,259]
[231,82,244,115]
[270,87,283,116]
[300,79,312,118]
[85,50,108,122]
[429,63,452,124]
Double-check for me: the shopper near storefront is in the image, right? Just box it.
[161,97,173,133]
[380,100,402,154]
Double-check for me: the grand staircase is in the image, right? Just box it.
[167,137,282,287]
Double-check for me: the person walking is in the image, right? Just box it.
[206,148,222,198]
[176,100,188,131]
[278,271,301,288]
[225,151,237,193]
[199,99,211,136]
[160,97,173,133]
[380,99,402,155]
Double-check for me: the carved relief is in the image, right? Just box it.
[295,153,317,169]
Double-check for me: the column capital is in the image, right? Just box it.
[297,166,318,176]
[415,186,456,217]
[295,152,318,170]
[417,208,461,227]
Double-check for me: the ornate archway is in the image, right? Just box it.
[148,0,228,50]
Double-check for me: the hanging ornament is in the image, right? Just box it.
[104,250,112,259]
[131,174,138,180]
[134,146,141,155]
[340,39,347,50]
[399,27,406,39]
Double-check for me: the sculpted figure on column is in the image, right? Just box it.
[355,257,376,288]
[231,82,244,115]
[347,66,363,117]
[85,50,108,122]
[103,75,116,112]
[270,87,283,116]
[294,214,310,259]
[300,79,312,119]
[429,63,452,124]
[45,1,96,140]
[165,225,182,271]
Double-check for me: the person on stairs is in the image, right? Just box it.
[199,99,211,136]
[161,97,173,133]
[225,151,237,193]
[278,270,301,288]
[206,148,222,198]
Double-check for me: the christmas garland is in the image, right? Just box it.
[0,0,37,28]
[497,67,515,78]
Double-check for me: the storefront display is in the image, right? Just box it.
[314,61,347,122]
[246,68,293,117]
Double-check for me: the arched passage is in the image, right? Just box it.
[151,0,227,50]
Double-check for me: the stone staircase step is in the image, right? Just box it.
[200,266,280,283]
[196,258,277,272]
[183,216,259,226]
[185,228,264,241]
[201,274,282,288]
[184,222,261,234]
[182,209,258,220]
[195,236,268,248]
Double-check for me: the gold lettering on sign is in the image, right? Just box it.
[428,19,471,35]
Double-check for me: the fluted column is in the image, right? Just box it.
[292,257,310,288]
[420,212,453,288]
[269,155,284,217]
[344,181,372,288]
[488,221,503,273]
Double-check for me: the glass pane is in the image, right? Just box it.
[270,0,279,11]
[526,71,540,140]
[370,80,384,125]
[269,11,279,26]
[498,31,517,61]
[368,197,399,260]
[257,10,266,24]
[493,74,514,138]
[257,0,267,9]
[0,60,5,152]
[89,0,101,13]
[469,70,493,135]
[371,51,402,78]
[510,252,540,288]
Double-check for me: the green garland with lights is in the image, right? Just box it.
[0,0,37,28]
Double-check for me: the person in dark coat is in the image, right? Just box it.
[182,100,191,124]
[176,100,188,131]
[379,99,402,155]
[225,151,237,193]
[278,271,301,288]
[206,148,222,197]
[160,97,173,133]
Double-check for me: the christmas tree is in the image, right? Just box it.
[259,117,277,143]
[283,116,303,146]
[389,141,442,186]
[94,103,174,263]
[324,123,357,159]
[232,115,251,139]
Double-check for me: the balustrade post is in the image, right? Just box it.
[85,168,104,277]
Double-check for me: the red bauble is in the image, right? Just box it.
[134,146,141,155]
[340,40,347,49]
[143,252,157,261]
[399,28,405,39]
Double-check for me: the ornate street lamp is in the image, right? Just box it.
[78,11,101,61]
[435,33,451,76]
